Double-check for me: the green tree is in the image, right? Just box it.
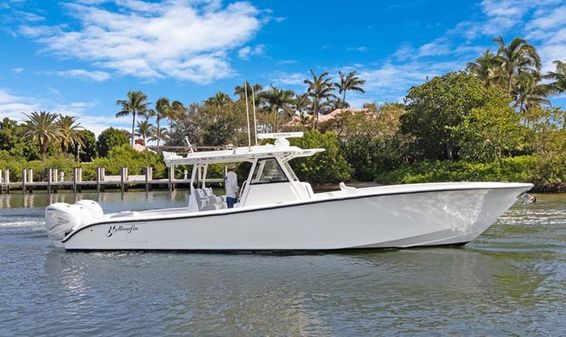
[401,72,501,161]
[290,130,352,183]
[327,104,408,180]
[335,71,366,107]
[77,129,96,162]
[260,85,295,131]
[234,82,263,102]
[0,117,38,158]
[56,115,85,159]
[466,49,502,87]
[22,111,61,160]
[168,100,186,133]
[205,91,232,108]
[494,36,541,94]
[116,90,148,146]
[135,120,154,144]
[96,127,130,157]
[456,94,525,162]
[513,71,551,113]
[293,93,311,116]
[152,98,170,150]
[289,130,352,183]
[304,70,336,129]
[545,60,566,94]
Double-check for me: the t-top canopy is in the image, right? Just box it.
[164,143,325,167]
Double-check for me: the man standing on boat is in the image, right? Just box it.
[224,165,239,208]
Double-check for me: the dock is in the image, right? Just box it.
[0,166,224,194]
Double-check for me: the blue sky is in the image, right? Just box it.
[0,0,565,134]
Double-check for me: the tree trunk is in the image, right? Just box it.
[446,142,454,161]
[312,101,319,130]
[131,111,136,146]
[156,117,161,151]
[273,106,278,132]
[508,71,513,94]
[342,91,346,108]
[40,141,47,161]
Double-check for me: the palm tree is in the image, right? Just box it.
[304,70,336,129]
[149,127,168,146]
[135,120,154,145]
[293,93,311,116]
[260,85,295,131]
[466,49,503,87]
[205,91,232,108]
[234,82,263,101]
[22,111,61,160]
[116,90,148,146]
[544,60,566,94]
[513,70,551,113]
[335,71,366,107]
[168,100,186,132]
[152,98,170,151]
[56,115,85,159]
[494,36,541,94]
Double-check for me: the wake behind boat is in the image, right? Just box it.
[44,133,532,251]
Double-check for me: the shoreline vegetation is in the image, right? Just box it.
[1,36,565,192]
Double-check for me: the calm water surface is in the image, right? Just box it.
[0,191,565,336]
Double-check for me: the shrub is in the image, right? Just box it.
[289,130,352,183]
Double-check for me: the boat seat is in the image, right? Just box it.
[195,188,225,210]
[201,203,226,211]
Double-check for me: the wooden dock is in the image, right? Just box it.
[0,166,224,194]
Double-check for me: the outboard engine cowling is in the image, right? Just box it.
[44,200,104,245]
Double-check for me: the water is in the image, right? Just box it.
[0,191,564,336]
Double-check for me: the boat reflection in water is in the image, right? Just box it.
[41,245,550,335]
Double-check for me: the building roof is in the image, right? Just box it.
[318,108,370,123]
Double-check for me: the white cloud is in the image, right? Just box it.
[21,0,262,83]
[417,38,451,57]
[0,90,39,120]
[238,44,265,60]
[11,68,24,74]
[15,11,45,22]
[0,89,126,136]
[385,0,566,99]
[270,72,307,86]
[525,5,566,71]
[346,46,368,52]
[54,69,111,82]
[277,59,298,65]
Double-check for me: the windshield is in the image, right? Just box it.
[251,158,289,184]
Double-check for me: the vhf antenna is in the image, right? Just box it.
[251,84,258,145]
[244,82,252,149]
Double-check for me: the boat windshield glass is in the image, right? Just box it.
[251,158,289,184]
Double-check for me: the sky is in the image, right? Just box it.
[0,0,565,135]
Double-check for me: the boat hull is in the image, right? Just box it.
[61,183,531,251]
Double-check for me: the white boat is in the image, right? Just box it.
[44,134,532,251]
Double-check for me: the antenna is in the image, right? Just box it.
[251,84,258,145]
[244,82,252,149]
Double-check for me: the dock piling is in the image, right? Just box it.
[145,166,152,192]
[120,167,128,192]
[47,168,52,193]
[22,169,27,194]
[4,169,9,193]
